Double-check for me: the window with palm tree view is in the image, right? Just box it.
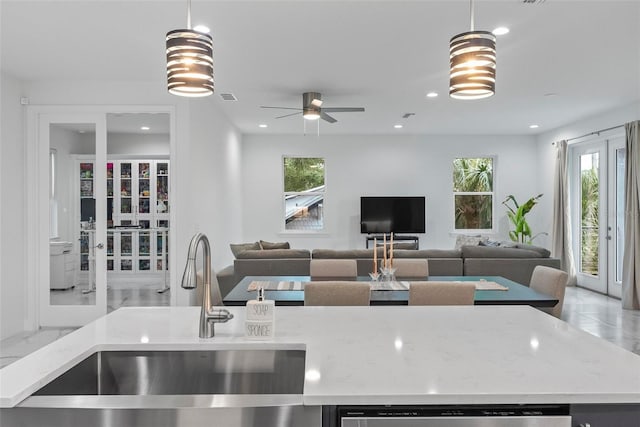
[283,157,325,231]
[453,157,494,230]
[580,153,599,276]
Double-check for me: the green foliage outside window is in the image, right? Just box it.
[581,167,599,275]
[284,157,325,192]
[453,158,493,230]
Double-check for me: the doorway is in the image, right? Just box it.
[570,135,625,297]
[30,107,175,328]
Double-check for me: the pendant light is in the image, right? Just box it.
[166,0,214,97]
[449,0,496,100]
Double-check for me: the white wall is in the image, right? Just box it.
[188,99,243,272]
[535,101,640,249]
[107,133,169,156]
[241,134,541,251]
[0,72,26,339]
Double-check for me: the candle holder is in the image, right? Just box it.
[380,266,397,283]
[369,272,380,282]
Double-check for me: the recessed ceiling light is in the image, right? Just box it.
[193,25,210,34]
[259,124,268,128]
[394,124,403,129]
[426,92,438,98]
[140,126,150,131]
[492,27,510,36]
[529,124,539,129]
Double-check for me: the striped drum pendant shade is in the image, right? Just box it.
[449,30,496,100]
[166,29,214,97]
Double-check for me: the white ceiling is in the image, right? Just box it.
[2,0,639,135]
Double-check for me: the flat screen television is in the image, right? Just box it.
[360,196,425,234]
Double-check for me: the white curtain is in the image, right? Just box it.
[551,140,577,285]
[622,121,640,310]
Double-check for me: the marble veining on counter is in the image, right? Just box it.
[1,305,639,407]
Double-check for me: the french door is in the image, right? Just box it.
[38,113,108,325]
[570,136,625,297]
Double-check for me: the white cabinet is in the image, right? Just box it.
[50,241,74,290]
[78,159,170,276]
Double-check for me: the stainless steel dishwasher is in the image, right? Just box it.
[338,405,572,427]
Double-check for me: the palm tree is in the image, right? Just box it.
[581,167,599,275]
[453,158,493,229]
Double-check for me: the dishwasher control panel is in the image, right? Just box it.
[336,404,571,427]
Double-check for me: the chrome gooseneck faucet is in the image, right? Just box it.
[181,233,233,338]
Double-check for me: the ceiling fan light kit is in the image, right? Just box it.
[261,92,365,125]
[449,0,496,100]
[166,0,214,97]
[303,92,322,120]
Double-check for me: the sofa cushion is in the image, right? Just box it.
[394,249,462,258]
[514,243,551,258]
[236,249,310,259]
[230,242,261,258]
[461,245,543,259]
[259,240,291,250]
[312,249,377,259]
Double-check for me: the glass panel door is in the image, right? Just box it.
[571,136,626,296]
[41,113,107,326]
[607,138,625,298]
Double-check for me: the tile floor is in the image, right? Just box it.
[1,286,639,369]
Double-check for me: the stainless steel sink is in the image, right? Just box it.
[34,349,305,396]
[2,349,321,427]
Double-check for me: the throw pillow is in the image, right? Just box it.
[259,240,291,250]
[454,234,488,250]
[229,242,261,258]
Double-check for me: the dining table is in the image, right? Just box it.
[223,275,559,307]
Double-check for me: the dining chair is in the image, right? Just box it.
[310,259,358,279]
[392,259,429,278]
[408,281,475,306]
[304,281,371,306]
[529,265,569,318]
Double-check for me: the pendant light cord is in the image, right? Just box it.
[187,0,192,29]
[469,0,475,32]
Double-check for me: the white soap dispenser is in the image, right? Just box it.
[245,287,275,340]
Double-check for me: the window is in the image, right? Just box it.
[452,157,494,230]
[283,157,325,231]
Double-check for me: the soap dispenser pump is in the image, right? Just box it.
[245,287,275,340]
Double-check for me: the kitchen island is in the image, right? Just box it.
[1,305,639,426]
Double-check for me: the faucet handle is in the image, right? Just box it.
[209,308,234,323]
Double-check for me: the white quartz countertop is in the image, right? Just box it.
[1,305,639,407]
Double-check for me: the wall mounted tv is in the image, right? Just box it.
[360,196,426,234]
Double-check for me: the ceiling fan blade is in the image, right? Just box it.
[260,106,303,111]
[321,107,365,113]
[276,111,303,119]
[321,112,337,123]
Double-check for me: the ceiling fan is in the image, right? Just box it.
[261,92,365,123]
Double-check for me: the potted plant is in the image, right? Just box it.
[502,193,545,244]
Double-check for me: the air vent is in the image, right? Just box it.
[219,93,238,101]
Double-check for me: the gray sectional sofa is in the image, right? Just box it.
[216,244,560,297]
